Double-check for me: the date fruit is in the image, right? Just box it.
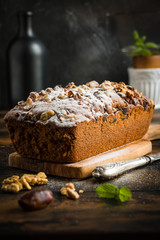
[18,189,53,211]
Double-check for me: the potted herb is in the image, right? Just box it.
[130,30,160,68]
[126,30,160,109]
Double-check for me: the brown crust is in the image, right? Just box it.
[5,105,154,163]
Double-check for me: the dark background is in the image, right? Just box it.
[1,0,160,108]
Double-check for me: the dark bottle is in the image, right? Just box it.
[7,11,47,107]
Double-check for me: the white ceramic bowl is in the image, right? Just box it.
[128,67,160,109]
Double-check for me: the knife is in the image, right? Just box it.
[92,153,160,179]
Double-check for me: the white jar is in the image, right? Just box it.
[128,67,160,109]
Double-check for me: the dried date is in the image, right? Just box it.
[18,189,53,211]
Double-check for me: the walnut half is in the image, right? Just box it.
[60,183,80,200]
[1,175,23,193]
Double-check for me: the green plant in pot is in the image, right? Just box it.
[129,30,160,69]
[127,30,160,109]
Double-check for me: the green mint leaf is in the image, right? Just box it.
[145,42,159,49]
[119,186,132,202]
[96,184,119,199]
[134,41,145,48]
[130,47,143,56]
[141,49,152,56]
[96,184,132,203]
[133,30,139,41]
[141,36,146,43]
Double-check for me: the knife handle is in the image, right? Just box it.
[92,156,151,179]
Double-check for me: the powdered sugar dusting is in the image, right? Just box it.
[5,80,153,127]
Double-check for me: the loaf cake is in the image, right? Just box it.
[4,80,154,163]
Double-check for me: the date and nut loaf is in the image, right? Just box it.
[4,80,154,163]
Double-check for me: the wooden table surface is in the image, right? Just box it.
[1,110,160,239]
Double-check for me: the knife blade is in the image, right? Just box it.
[92,153,160,179]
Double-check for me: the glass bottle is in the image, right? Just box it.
[7,11,47,107]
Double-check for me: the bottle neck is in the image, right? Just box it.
[17,11,34,37]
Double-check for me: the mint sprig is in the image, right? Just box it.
[96,184,132,203]
[130,30,160,57]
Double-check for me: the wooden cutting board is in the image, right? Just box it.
[143,123,160,140]
[9,139,152,178]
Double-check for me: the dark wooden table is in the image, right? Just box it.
[1,110,160,239]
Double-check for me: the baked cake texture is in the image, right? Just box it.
[4,80,154,163]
